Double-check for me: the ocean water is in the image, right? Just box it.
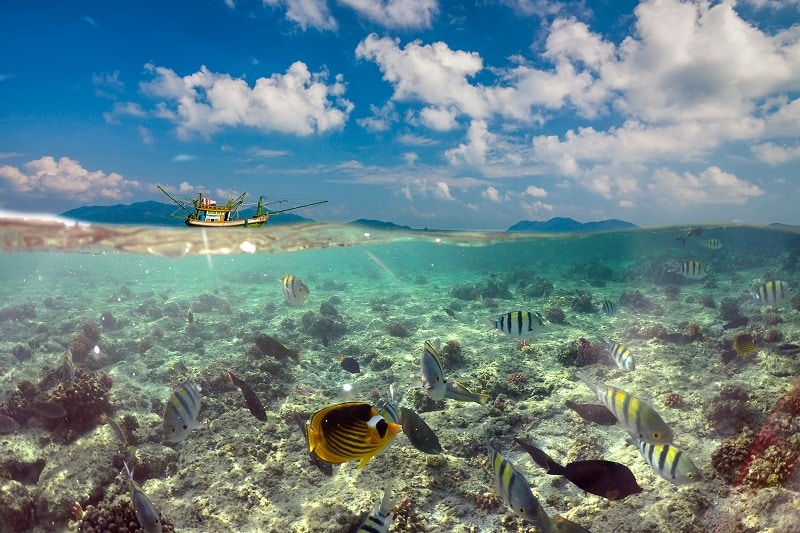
[0,215,799,533]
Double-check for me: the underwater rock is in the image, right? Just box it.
[79,499,176,533]
[128,444,179,481]
[0,303,35,322]
[35,426,119,526]
[0,479,36,532]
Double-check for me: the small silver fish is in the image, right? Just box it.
[444,380,490,405]
[356,481,398,533]
[280,274,309,306]
[123,461,163,533]
[63,349,75,384]
[420,340,446,400]
[162,379,202,443]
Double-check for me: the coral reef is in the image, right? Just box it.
[663,393,684,409]
[385,321,410,337]
[78,499,175,533]
[0,303,36,322]
[762,312,782,326]
[574,338,604,366]
[0,479,36,532]
[764,328,783,343]
[300,309,347,339]
[440,340,465,367]
[619,290,653,311]
[544,306,566,324]
[570,292,594,313]
[520,276,554,298]
[11,344,32,361]
[711,430,753,484]
[719,298,743,321]
[698,294,716,308]
[705,384,756,437]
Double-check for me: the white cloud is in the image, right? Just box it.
[138,126,154,145]
[444,120,494,167]
[403,152,418,166]
[104,102,146,124]
[647,166,764,205]
[140,62,353,138]
[521,200,554,216]
[356,34,489,118]
[357,101,398,132]
[340,0,438,29]
[524,184,547,197]
[0,156,140,200]
[396,132,437,145]
[482,186,501,202]
[263,0,338,31]
[751,142,800,165]
[433,181,454,200]
[247,148,290,158]
[92,71,124,98]
[172,154,197,162]
[418,106,458,131]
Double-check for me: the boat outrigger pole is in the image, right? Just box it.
[156,185,193,215]
[268,200,328,215]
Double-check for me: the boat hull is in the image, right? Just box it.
[186,215,269,228]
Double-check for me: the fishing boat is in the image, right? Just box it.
[157,185,326,228]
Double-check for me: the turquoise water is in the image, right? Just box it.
[0,218,799,532]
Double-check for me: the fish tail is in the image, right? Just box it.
[574,371,597,396]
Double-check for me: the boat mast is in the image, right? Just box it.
[156,185,194,215]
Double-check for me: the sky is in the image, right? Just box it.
[1,0,799,230]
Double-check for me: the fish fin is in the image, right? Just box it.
[476,393,491,406]
[514,438,566,475]
[357,455,374,469]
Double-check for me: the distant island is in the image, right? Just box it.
[507,217,638,233]
[59,202,639,233]
[60,200,312,226]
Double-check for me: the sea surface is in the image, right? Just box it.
[0,214,799,533]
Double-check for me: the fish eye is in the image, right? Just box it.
[652,432,660,439]
[686,473,694,479]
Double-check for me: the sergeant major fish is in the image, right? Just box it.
[123,461,163,533]
[670,260,707,280]
[486,311,545,336]
[487,442,551,528]
[600,338,635,371]
[575,371,673,445]
[751,280,791,305]
[356,481,398,533]
[280,274,309,306]
[420,340,446,401]
[634,439,701,485]
[162,379,202,443]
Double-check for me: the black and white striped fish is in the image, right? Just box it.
[671,260,707,280]
[356,482,398,533]
[162,379,202,443]
[751,280,791,305]
[280,274,309,306]
[486,311,545,336]
[601,339,635,371]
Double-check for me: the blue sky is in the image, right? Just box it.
[1,0,799,230]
